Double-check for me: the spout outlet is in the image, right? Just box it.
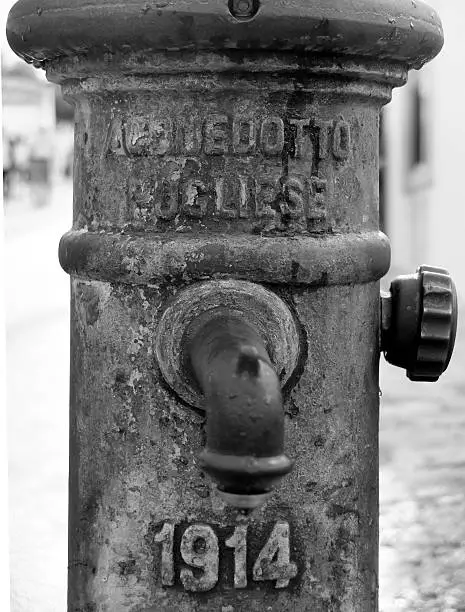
[155,280,300,509]
[187,313,294,509]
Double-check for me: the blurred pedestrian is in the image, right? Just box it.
[3,131,15,200]
[28,127,52,207]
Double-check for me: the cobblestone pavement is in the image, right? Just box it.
[379,305,465,611]
[6,183,71,611]
[5,182,465,610]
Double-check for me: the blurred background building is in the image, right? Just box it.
[2,13,74,609]
[381,0,464,296]
[2,56,74,205]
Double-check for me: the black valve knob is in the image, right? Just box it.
[381,265,458,382]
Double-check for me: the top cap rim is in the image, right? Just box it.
[7,0,443,69]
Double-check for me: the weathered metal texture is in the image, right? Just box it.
[68,274,380,610]
[7,1,444,610]
[188,309,293,502]
[7,0,443,68]
[59,229,391,286]
[155,280,300,408]
[64,68,386,612]
[156,280,299,508]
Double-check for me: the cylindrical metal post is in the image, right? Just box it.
[7,1,447,610]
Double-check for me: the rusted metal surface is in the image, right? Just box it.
[59,230,391,287]
[7,0,445,610]
[155,280,300,408]
[66,276,381,610]
[188,309,293,506]
[157,279,298,508]
[7,0,442,68]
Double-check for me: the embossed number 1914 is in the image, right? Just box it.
[153,521,298,592]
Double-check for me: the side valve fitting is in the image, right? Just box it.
[381,265,457,381]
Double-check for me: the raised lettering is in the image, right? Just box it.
[182,178,208,218]
[104,118,127,156]
[280,175,305,219]
[126,118,150,157]
[180,524,219,592]
[225,525,248,589]
[215,177,237,218]
[178,119,203,155]
[289,118,310,158]
[126,118,173,156]
[105,113,353,166]
[315,120,332,160]
[252,521,298,589]
[204,114,229,155]
[332,118,351,160]
[106,112,348,230]
[216,175,250,219]
[129,176,154,224]
[232,118,256,155]
[152,119,173,155]
[153,522,175,586]
[238,176,250,219]
[154,178,179,220]
[125,170,330,228]
[308,175,327,220]
[153,521,298,591]
[260,117,284,156]
[255,176,279,219]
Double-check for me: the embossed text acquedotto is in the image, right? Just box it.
[105,114,351,160]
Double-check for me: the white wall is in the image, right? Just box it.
[384,0,465,297]
[3,78,55,138]
[428,0,465,297]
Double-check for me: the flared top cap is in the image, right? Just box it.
[7,0,443,69]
